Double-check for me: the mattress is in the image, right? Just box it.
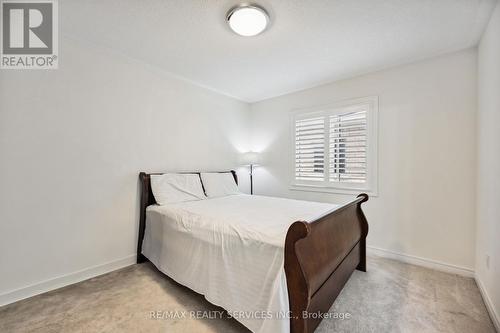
[142,194,337,333]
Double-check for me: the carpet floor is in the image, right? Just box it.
[0,255,495,333]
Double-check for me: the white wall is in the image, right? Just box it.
[250,49,477,272]
[476,2,500,329]
[0,37,250,304]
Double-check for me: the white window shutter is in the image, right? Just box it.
[329,108,367,183]
[295,116,325,182]
[291,96,377,195]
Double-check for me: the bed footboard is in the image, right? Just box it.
[284,194,369,333]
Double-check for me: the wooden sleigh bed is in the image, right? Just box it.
[137,170,369,333]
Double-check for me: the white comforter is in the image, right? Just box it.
[142,194,337,333]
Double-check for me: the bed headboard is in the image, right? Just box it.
[137,170,238,263]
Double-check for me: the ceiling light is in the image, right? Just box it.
[226,4,270,37]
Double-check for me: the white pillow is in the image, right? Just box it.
[150,173,206,205]
[200,172,240,198]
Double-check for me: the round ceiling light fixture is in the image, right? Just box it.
[226,4,270,37]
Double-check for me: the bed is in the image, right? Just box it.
[137,170,369,333]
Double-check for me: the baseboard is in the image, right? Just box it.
[475,275,500,332]
[367,246,475,277]
[0,254,136,307]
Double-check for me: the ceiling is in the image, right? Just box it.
[62,0,497,103]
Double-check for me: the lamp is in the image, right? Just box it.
[226,4,270,37]
[239,152,261,195]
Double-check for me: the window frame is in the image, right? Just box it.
[289,96,379,196]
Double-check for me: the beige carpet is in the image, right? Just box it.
[0,256,495,333]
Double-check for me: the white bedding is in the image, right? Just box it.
[142,194,337,333]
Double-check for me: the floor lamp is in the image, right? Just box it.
[240,152,261,195]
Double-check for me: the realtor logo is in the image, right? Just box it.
[1,0,58,69]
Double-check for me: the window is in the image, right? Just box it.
[295,116,325,182]
[291,96,378,195]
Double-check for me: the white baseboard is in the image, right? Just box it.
[475,275,500,332]
[367,246,475,277]
[0,254,136,307]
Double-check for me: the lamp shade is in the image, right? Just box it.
[239,151,261,166]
